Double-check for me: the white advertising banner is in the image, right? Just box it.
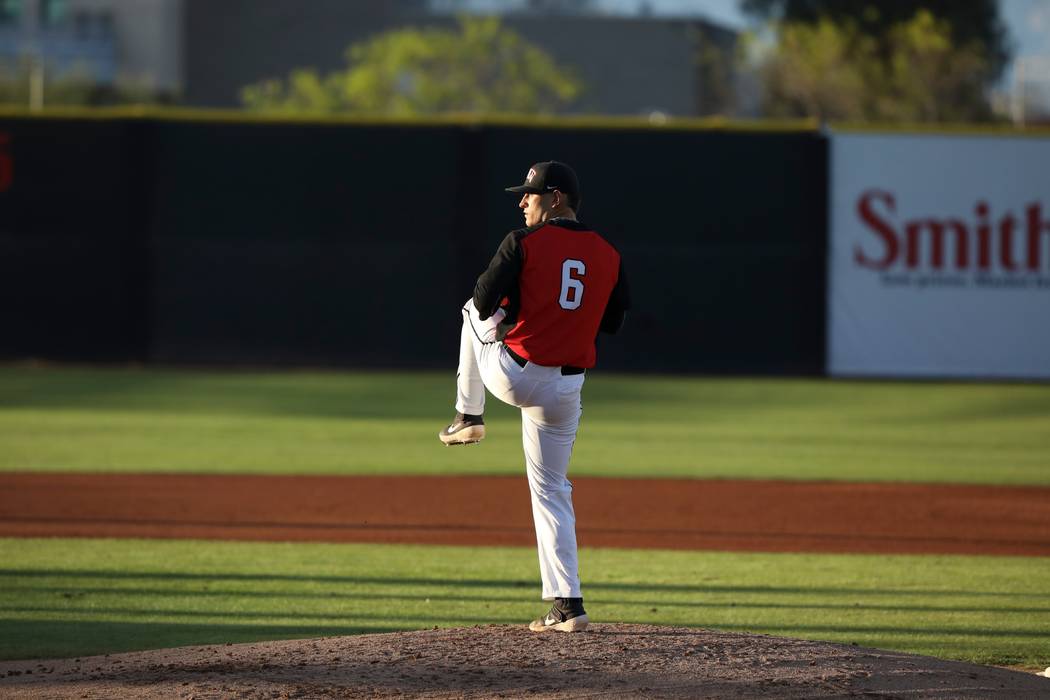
[828,132,1050,378]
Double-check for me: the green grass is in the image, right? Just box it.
[0,538,1047,666]
[1,365,1049,483]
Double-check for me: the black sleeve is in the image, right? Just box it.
[473,231,524,321]
[599,256,631,334]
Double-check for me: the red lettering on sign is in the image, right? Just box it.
[975,202,993,269]
[854,190,1050,273]
[1028,204,1050,271]
[999,213,1020,271]
[855,190,898,270]
[905,219,969,269]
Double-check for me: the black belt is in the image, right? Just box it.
[504,345,585,375]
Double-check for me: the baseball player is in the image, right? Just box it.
[439,161,630,633]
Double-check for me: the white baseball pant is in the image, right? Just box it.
[455,298,585,600]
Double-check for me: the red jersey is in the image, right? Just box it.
[473,218,629,369]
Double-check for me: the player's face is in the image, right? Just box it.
[519,192,554,227]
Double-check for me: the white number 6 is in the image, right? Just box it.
[559,259,586,310]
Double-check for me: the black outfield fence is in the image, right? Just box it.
[0,112,826,374]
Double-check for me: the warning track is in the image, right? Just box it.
[2,473,1048,556]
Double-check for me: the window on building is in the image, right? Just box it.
[0,0,22,25]
[40,0,68,26]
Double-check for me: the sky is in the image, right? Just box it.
[1001,0,1050,113]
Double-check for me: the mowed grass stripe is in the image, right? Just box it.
[0,538,1047,667]
[1,365,1048,483]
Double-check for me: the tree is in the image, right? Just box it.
[878,12,992,122]
[241,16,583,116]
[751,17,871,121]
[741,0,1011,80]
[747,8,999,122]
[694,33,739,117]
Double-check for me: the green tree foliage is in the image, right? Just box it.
[741,0,1010,79]
[241,17,583,116]
[749,9,998,123]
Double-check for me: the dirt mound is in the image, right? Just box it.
[1,625,1046,699]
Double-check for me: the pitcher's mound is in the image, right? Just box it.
[1,624,1046,699]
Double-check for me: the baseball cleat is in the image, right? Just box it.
[439,413,485,446]
[529,598,588,633]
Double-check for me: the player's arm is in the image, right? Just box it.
[473,231,524,321]
[599,256,630,334]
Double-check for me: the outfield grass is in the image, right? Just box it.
[1,365,1048,483]
[0,538,1047,666]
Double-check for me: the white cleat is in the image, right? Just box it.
[529,602,589,632]
[438,417,485,446]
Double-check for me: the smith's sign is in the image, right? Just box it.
[828,132,1050,378]
[855,190,1050,272]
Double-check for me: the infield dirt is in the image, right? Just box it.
[2,473,1049,555]
[3,473,1049,698]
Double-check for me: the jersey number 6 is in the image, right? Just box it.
[559,259,586,310]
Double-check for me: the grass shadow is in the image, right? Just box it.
[0,618,405,661]
[6,585,1049,615]
[1,569,1045,599]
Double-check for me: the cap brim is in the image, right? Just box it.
[505,185,544,194]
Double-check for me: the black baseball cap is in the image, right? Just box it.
[505,161,581,204]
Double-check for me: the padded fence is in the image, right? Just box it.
[0,115,827,374]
